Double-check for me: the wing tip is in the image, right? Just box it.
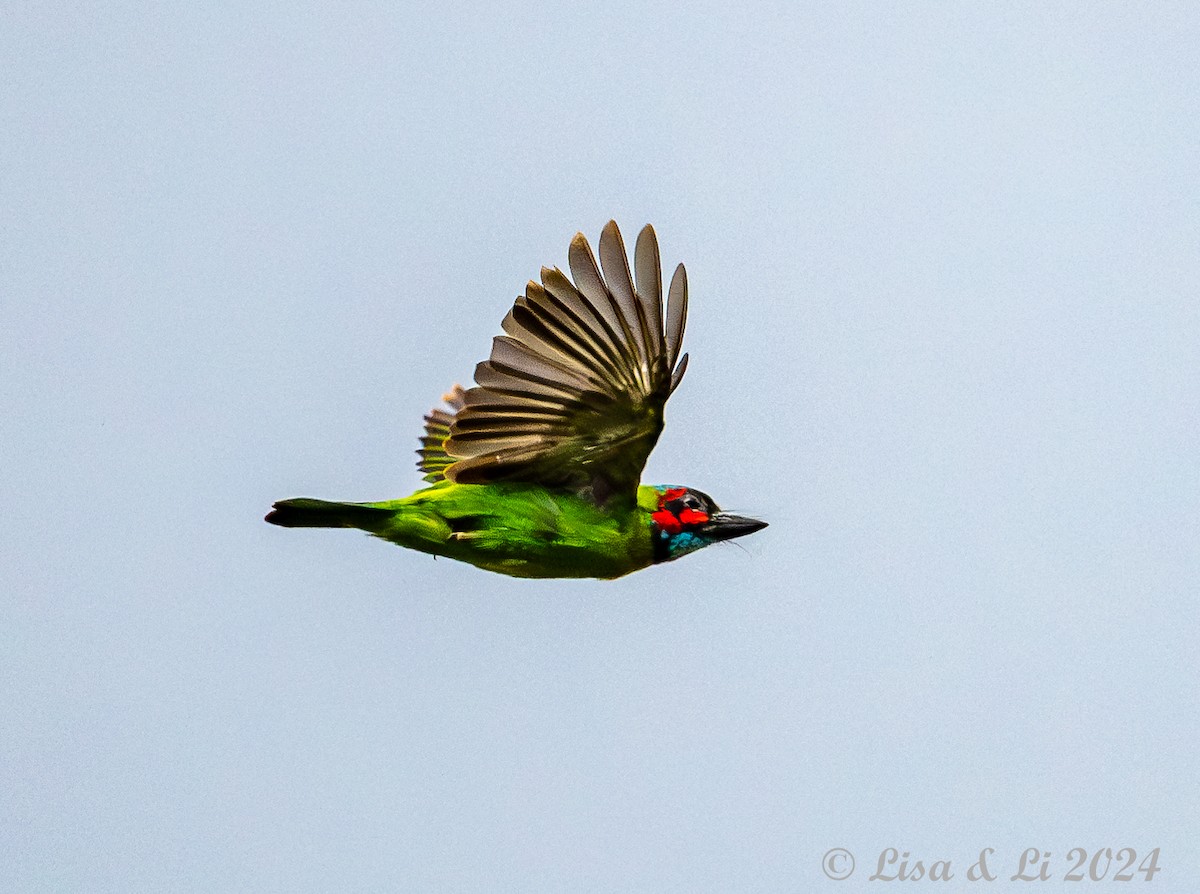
[670,352,689,393]
[442,383,467,411]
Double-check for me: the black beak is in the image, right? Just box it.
[701,512,768,542]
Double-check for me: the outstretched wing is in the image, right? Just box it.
[443,221,689,505]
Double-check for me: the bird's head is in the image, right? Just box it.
[645,485,767,562]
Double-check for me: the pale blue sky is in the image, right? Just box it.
[3,3,1198,891]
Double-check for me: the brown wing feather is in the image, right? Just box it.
[416,385,467,482]
[443,222,689,504]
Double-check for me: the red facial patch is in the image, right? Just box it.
[660,487,688,506]
[652,510,683,534]
[654,489,709,535]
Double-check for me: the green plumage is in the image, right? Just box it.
[266,222,766,579]
[268,483,663,579]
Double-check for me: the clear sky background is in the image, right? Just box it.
[3,3,1198,891]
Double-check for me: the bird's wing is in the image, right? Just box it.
[416,385,467,482]
[442,221,689,505]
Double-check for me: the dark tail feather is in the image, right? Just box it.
[265,498,392,530]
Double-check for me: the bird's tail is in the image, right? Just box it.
[265,498,393,531]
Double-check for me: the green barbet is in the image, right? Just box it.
[266,221,766,578]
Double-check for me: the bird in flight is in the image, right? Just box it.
[266,221,766,578]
